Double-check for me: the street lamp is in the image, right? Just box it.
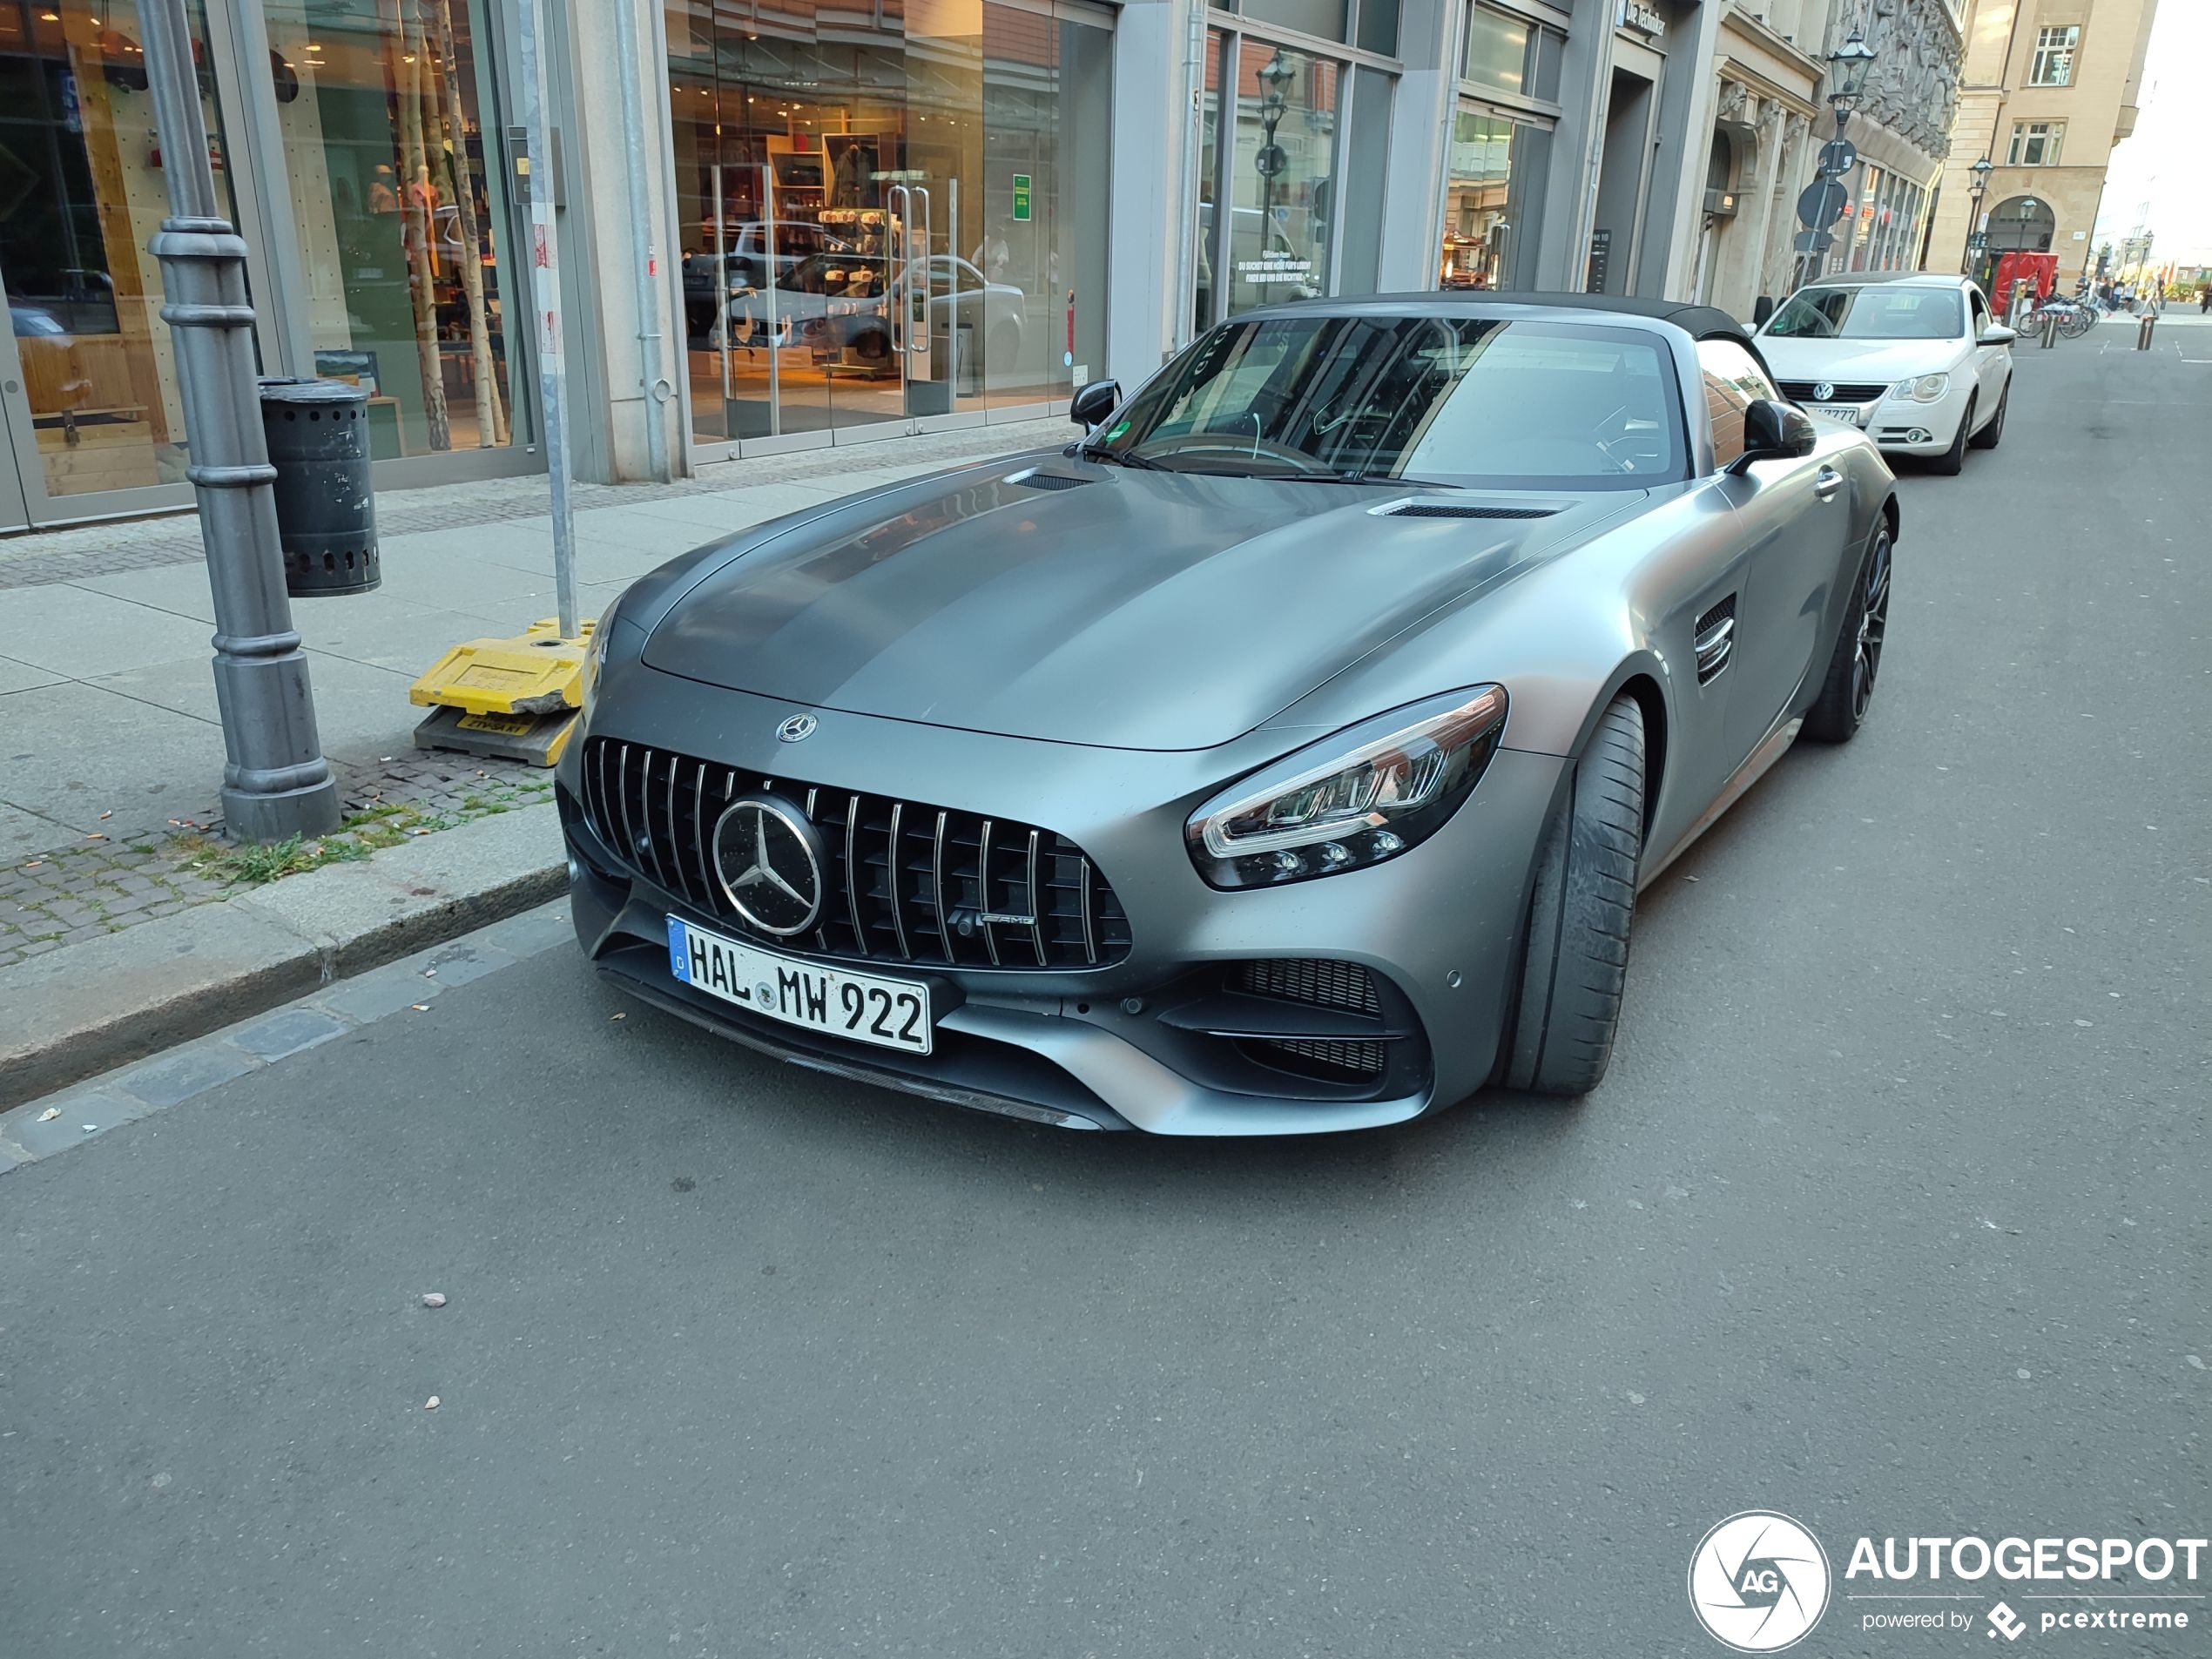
[1826,26,1878,127]
[1790,26,1879,289]
[1962,153,1993,277]
[1254,50,1293,269]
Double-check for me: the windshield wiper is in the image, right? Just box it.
[1331,471,1466,489]
[1069,441,1170,472]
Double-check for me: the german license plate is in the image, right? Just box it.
[1813,404,1864,425]
[667,915,932,1055]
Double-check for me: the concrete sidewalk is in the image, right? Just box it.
[2,417,1068,859]
[1,416,1069,1102]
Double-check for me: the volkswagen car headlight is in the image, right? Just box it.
[1904,373,1950,402]
[1186,686,1507,889]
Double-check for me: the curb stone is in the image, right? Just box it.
[0,803,567,1110]
[0,899,577,1173]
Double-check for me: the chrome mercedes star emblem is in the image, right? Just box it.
[711,796,823,936]
[777,712,818,743]
[1813,381,1835,401]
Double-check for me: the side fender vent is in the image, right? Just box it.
[1370,499,1560,520]
[1694,595,1737,685]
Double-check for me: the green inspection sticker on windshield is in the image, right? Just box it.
[1106,420,1131,440]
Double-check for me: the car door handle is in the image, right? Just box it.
[1814,467,1844,501]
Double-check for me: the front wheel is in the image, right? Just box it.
[1930,394,1973,475]
[1502,696,1646,1098]
[1803,524,1892,743]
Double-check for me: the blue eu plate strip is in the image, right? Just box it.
[666,915,691,982]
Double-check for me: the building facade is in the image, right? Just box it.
[0,0,1973,531]
[1686,0,1962,324]
[1923,0,2157,293]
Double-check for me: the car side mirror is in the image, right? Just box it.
[1070,378,1122,429]
[1979,325,2017,347]
[1730,398,1817,473]
[1751,294,1777,327]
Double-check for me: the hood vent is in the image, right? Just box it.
[1371,499,1560,521]
[1006,468,1091,492]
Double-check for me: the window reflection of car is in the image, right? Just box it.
[722,253,1025,373]
[683,224,852,340]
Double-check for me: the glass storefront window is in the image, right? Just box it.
[1224,40,1335,317]
[666,0,1111,448]
[1438,106,1543,291]
[262,0,515,459]
[0,0,234,500]
[1244,0,1348,42]
[1463,5,1529,98]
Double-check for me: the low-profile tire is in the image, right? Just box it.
[1930,394,1973,474]
[1968,381,2007,448]
[1802,523,1892,743]
[1503,695,1646,1098]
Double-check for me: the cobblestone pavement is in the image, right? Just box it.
[0,417,1069,590]
[0,746,550,971]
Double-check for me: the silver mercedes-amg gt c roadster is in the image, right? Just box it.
[560,293,1901,1134]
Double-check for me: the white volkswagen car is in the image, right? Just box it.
[1754,273,2014,474]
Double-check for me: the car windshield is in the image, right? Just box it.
[1092,314,1684,488]
[1765,286,1965,341]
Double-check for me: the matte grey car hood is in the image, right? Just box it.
[642,465,1636,751]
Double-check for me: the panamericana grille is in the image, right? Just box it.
[579,738,1130,970]
[1779,379,1890,405]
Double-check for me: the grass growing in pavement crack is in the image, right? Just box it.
[173,780,553,887]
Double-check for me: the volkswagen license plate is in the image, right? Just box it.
[668,916,932,1055]
[1813,404,1864,425]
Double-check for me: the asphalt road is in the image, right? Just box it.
[3,332,2206,1657]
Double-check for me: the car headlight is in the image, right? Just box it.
[1185,686,1507,889]
[1904,373,1950,402]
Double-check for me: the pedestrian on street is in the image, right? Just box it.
[2199,281,2210,314]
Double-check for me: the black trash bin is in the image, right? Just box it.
[260,376,379,597]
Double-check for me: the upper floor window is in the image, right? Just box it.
[2007,120,2066,165]
[2028,24,2079,85]
[1461,4,1561,101]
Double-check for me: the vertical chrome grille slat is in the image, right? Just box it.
[806,788,829,951]
[663,753,691,902]
[975,819,1001,966]
[614,743,637,874]
[579,739,1128,970]
[1024,829,1046,966]
[928,811,950,963]
[1077,856,1097,966]
[885,802,910,960]
[691,762,712,909]
[844,793,865,954]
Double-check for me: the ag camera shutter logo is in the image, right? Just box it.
[1689,1511,1832,1651]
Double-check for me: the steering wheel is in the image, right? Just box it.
[1143,432,1339,475]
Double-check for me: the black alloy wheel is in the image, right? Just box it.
[1804,523,1892,742]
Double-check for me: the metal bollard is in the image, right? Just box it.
[2136,312,2156,351]
[2041,308,2060,348]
